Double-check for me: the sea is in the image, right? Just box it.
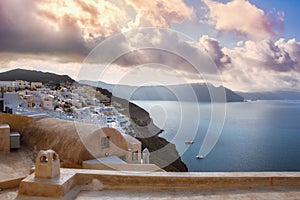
[132,100,300,172]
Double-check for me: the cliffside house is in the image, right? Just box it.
[42,94,54,110]
[3,92,21,113]
[30,82,43,90]
[15,80,30,90]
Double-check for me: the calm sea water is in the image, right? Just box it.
[132,100,300,172]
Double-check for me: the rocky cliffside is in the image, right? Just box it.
[109,94,188,172]
[94,87,188,171]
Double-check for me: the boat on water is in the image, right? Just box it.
[196,155,204,159]
[185,140,194,144]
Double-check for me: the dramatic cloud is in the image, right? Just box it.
[0,0,298,92]
[202,0,283,40]
[275,38,300,70]
[0,0,193,57]
[124,0,193,29]
[220,37,300,91]
[0,0,89,56]
[79,28,221,82]
[224,39,298,72]
[0,0,195,84]
[221,65,300,92]
[36,0,130,42]
[199,35,231,69]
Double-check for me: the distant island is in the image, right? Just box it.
[237,91,300,101]
[80,80,245,102]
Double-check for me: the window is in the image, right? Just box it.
[101,136,109,149]
[132,150,138,161]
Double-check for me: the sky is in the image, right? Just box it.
[0,0,299,92]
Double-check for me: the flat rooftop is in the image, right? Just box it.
[3,185,300,200]
[84,156,127,164]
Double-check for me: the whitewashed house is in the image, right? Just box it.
[0,81,17,90]
[72,99,82,108]
[31,82,43,90]
[36,88,51,94]
[86,97,100,106]
[42,95,54,110]
[23,95,35,108]
[60,87,72,99]
[73,89,87,98]
[3,92,21,113]
[27,91,43,108]
[15,80,30,89]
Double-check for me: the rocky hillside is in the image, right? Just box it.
[0,68,75,85]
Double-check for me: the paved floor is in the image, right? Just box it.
[75,187,300,200]
[0,147,35,200]
[3,185,300,199]
[0,188,18,200]
[2,149,300,200]
[0,147,35,183]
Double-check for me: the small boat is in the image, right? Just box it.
[185,140,194,144]
[196,155,204,159]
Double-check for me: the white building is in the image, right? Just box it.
[22,95,34,108]
[26,91,43,108]
[0,81,17,90]
[73,89,87,98]
[3,92,21,113]
[42,95,54,110]
[31,82,43,90]
[72,99,82,108]
[15,80,30,89]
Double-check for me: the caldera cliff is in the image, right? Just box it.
[99,88,188,172]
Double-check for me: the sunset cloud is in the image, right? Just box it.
[36,0,130,42]
[199,35,231,69]
[219,37,300,91]
[0,0,299,92]
[0,0,193,56]
[0,0,89,56]
[221,65,300,92]
[37,0,194,40]
[224,39,298,72]
[202,0,281,40]
[275,38,300,71]
[124,0,193,29]
[79,29,220,77]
